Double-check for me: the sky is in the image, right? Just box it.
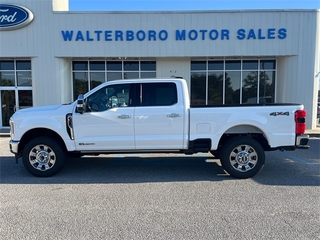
[69,0,320,11]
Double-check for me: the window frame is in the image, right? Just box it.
[72,60,156,100]
[0,59,33,127]
[85,83,133,112]
[138,82,178,107]
[190,59,276,105]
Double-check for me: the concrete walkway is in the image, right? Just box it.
[305,127,320,137]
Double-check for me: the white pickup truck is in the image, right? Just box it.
[9,78,309,178]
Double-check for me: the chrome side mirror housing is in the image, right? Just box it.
[76,94,86,114]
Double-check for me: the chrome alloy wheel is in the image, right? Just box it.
[28,144,56,171]
[229,144,258,172]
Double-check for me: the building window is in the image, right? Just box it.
[72,60,156,100]
[0,60,32,127]
[190,59,276,105]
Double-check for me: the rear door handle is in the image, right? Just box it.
[117,115,131,119]
[167,113,181,118]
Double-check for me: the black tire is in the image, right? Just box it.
[22,137,66,177]
[209,150,220,159]
[220,137,265,179]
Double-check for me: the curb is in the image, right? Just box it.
[0,134,10,138]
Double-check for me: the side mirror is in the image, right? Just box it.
[76,94,86,114]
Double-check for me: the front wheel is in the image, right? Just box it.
[22,137,66,177]
[220,137,265,179]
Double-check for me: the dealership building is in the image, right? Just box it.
[0,0,319,130]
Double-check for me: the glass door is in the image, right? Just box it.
[18,90,33,110]
[1,90,15,127]
[0,60,33,128]
[0,90,33,127]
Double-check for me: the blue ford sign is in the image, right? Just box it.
[0,4,34,30]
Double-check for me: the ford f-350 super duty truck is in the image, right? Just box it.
[9,78,309,178]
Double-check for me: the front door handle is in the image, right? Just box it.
[167,113,181,118]
[117,115,131,119]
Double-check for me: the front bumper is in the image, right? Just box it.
[295,134,309,149]
[9,140,20,155]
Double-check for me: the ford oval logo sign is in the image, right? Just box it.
[0,4,34,30]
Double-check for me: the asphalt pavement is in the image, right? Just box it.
[0,136,319,240]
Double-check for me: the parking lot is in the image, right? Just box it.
[0,137,319,240]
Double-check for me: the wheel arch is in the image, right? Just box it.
[19,128,67,155]
[217,124,271,152]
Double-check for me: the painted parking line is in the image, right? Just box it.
[279,151,318,168]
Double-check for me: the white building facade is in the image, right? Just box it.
[0,0,319,129]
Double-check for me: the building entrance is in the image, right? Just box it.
[0,60,33,128]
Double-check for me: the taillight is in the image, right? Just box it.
[295,110,306,134]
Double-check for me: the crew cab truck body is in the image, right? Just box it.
[9,78,309,178]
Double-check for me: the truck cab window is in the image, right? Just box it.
[140,83,177,106]
[86,84,130,112]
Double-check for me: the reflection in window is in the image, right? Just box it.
[0,60,33,127]
[90,61,105,71]
[225,60,241,70]
[191,61,206,71]
[191,59,276,105]
[73,61,88,71]
[0,61,14,70]
[1,90,15,127]
[17,71,32,86]
[107,61,122,70]
[141,72,156,79]
[208,61,223,70]
[243,60,258,70]
[260,60,275,70]
[259,71,275,103]
[73,72,88,97]
[225,71,241,104]
[141,61,156,71]
[16,61,31,70]
[0,72,15,86]
[0,60,32,87]
[18,90,33,109]
[90,72,105,89]
[86,84,131,112]
[191,72,206,105]
[208,72,223,104]
[72,60,156,100]
[124,61,139,71]
[107,72,122,81]
[124,72,139,79]
[242,71,258,103]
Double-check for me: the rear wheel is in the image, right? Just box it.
[22,137,66,177]
[220,137,265,179]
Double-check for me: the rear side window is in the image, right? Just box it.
[140,83,177,106]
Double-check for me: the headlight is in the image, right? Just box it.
[9,118,14,139]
